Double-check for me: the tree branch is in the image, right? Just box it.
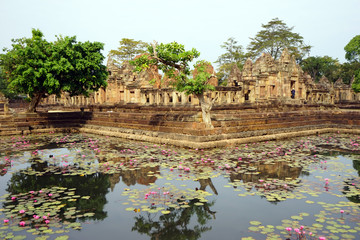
[150,40,184,71]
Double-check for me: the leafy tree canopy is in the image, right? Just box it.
[338,61,360,85]
[0,29,108,112]
[345,35,360,63]
[109,38,148,64]
[344,35,360,92]
[247,18,311,61]
[130,41,205,92]
[130,41,216,128]
[215,37,246,85]
[0,66,13,98]
[300,56,340,83]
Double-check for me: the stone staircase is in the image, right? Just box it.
[0,115,19,136]
[81,107,360,139]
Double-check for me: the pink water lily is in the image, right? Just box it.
[3,219,9,223]
[19,221,26,226]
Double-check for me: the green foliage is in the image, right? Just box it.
[130,41,214,96]
[300,56,340,82]
[109,38,148,64]
[181,60,215,95]
[0,29,108,111]
[0,66,16,98]
[351,71,360,92]
[345,35,360,62]
[345,36,360,92]
[215,37,246,84]
[338,62,360,85]
[247,18,311,61]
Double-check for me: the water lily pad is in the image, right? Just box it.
[249,221,262,226]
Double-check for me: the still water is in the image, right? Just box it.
[0,133,359,240]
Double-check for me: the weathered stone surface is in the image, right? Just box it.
[42,49,360,108]
[2,109,360,148]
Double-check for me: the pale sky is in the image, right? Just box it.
[1,0,359,66]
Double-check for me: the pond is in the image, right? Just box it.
[0,132,360,240]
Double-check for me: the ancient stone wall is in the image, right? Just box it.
[42,49,359,108]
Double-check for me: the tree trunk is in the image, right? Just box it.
[196,93,214,129]
[27,93,44,113]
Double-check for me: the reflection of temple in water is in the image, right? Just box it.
[197,178,218,195]
[108,166,160,191]
[229,161,302,183]
[100,156,160,190]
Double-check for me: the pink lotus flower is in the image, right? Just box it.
[19,221,26,226]
[48,193,53,197]
[340,210,344,213]
[45,220,50,224]
[19,210,25,214]
[3,219,9,223]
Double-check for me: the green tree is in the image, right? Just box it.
[0,29,108,112]
[247,18,311,61]
[109,38,148,64]
[300,56,340,82]
[132,199,215,240]
[338,62,360,85]
[0,67,10,98]
[345,35,360,63]
[130,41,217,129]
[215,37,246,85]
[345,35,360,92]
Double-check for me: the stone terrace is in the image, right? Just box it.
[1,104,360,148]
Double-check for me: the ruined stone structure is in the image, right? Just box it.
[42,49,359,108]
[227,49,359,104]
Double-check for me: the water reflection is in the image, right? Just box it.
[5,161,110,222]
[1,133,360,240]
[132,199,215,240]
[342,159,360,204]
[229,161,302,183]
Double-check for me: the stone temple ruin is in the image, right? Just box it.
[42,49,359,108]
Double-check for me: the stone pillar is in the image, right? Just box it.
[227,91,232,104]
[140,92,146,104]
[4,100,9,114]
[124,89,129,103]
[173,92,178,105]
[135,89,141,104]
[181,92,186,105]
[164,91,169,105]
[149,93,154,104]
